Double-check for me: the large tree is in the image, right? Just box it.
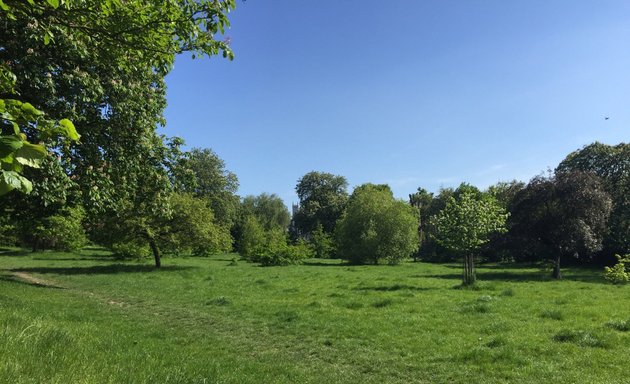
[556,142,629,256]
[294,171,348,236]
[335,184,419,265]
[509,171,612,278]
[1,0,238,266]
[432,190,508,285]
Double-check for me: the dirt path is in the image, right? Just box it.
[10,271,64,288]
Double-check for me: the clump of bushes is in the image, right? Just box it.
[238,216,312,266]
[604,254,630,284]
[24,206,88,252]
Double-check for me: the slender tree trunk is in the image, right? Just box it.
[148,237,161,268]
[552,254,562,279]
[463,253,476,286]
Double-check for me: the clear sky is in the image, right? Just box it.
[162,0,630,206]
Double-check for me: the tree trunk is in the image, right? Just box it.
[148,237,161,268]
[552,254,562,279]
[463,253,476,286]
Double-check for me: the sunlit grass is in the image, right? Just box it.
[1,248,629,383]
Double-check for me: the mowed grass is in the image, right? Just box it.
[1,248,629,383]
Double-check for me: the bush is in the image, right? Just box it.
[604,254,630,284]
[27,206,88,251]
[309,224,335,258]
[111,241,151,259]
[335,184,419,264]
[165,193,232,256]
[240,224,312,266]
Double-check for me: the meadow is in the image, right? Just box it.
[1,248,629,384]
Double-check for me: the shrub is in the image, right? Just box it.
[111,241,151,259]
[165,193,232,256]
[240,223,312,266]
[27,206,88,251]
[309,224,335,258]
[604,254,630,284]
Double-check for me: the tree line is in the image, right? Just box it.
[1,2,627,285]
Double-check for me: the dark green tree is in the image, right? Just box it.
[294,171,348,236]
[556,142,629,256]
[509,171,613,278]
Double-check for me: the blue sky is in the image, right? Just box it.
[163,1,630,206]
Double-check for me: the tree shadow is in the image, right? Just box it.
[420,270,605,284]
[302,260,350,267]
[0,274,65,289]
[10,264,196,275]
[353,284,434,292]
[0,249,32,257]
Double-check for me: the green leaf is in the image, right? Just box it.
[44,33,50,46]
[0,136,23,158]
[21,102,43,116]
[45,0,60,8]
[0,0,9,11]
[14,142,47,168]
[0,170,32,196]
[58,118,80,141]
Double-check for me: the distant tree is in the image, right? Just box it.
[487,180,526,209]
[241,193,291,231]
[509,171,612,278]
[294,171,348,236]
[178,148,240,228]
[409,188,434,261]
[556,142,629,256]
[432,190,508,285]
[309,224,336,258]
[336,184,419,265]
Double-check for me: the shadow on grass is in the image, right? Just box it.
[0,274,65,289]
[0,249,32,257]
[302,260,350,267]
[10,264,196,275]
[421,270,605,284]
[353,284,434,292]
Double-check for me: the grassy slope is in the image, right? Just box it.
[1,248,629,384]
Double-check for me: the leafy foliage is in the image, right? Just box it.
[604,254,630,284]
[336,184,419,265]
[24,205,87,251]
[509,171,612,278]
[432,189,508,285]
[556,142,630,256]
[294,171,348,236]
[163,193,232,256]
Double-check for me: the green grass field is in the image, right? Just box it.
[1,248,629,383]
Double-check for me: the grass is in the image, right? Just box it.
[1,248,629,383]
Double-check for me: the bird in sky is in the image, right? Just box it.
[605,117,610,120]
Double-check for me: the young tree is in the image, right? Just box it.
[432,190,508,285]
[336,184,419,265]
[294,171,348,236]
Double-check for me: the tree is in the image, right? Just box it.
[409,188,434,261]
[556,142,629,256]
[2,0,238,266]
[294,171,348,236]
[335,184,419,265]
[509,171,612,278]
[176,148,240,227]
[432,190,508,285]
[240,193,290,231]
[162,193,232,256]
